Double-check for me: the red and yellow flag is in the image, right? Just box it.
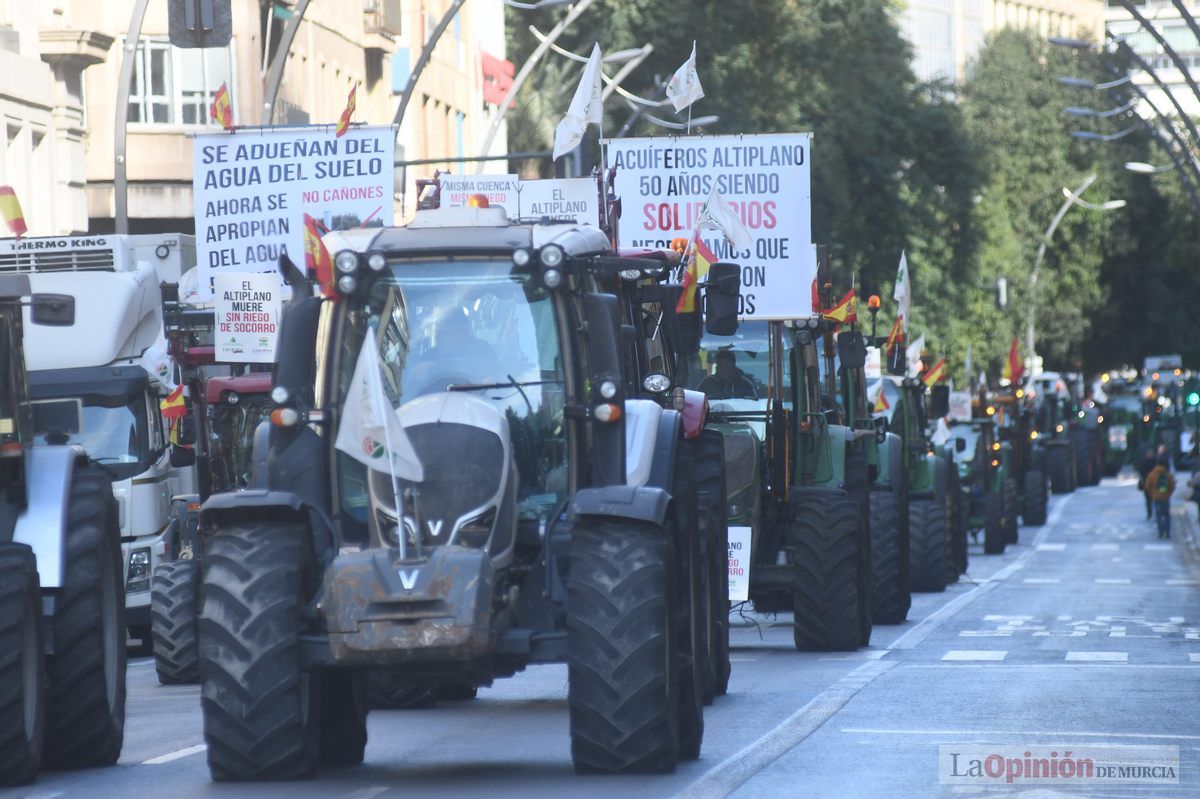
[0,186,26,237]
[921,358,947,387]
[823,289,857,325]
[1002,338,1023,383]
[884,315,904,351]
[159,385,186,420]
[811,278,820,313]
[303,213,336,298]
[335,84,357,138]
[871,384,891,414]
[676,237,717,313]
[210,82,233,130]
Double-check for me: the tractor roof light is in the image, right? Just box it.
[540,244,565,268]
[986,406,996,416]
[868,295,881,310]
[541,267,563,290]
[367,252,387,271]
[512,247,533,267]
[337,275,358,294]
[466,193,491,208]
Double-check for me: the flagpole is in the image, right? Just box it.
[365,325,412,559]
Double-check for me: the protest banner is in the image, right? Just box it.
[608,133,814,319]
[193,125,394,297]
[213,272,282,363]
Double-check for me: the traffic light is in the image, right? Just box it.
[1188,391,1199,407]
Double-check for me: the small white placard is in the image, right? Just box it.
[728,525,752,602]
[865,346,882,379]
[517,178,599,225]
[213,272,282,363]
[440,173,520,214]
[948,390,972,421]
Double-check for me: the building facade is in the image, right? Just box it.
[2,0,506,237]
[901,0,1107,83]
[1107,0,1200,118]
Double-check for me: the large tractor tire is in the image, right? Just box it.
[869,487,911,623]
[567,518,679,774]
[0,544,44,786]
[1072,430,1096,487]
[1003,477,1020,545]
[199,519,320,781]
[44,465,125,770]
[1022,469,1048,526]
[952,489,970,576]
[150,560,200,685]
[438,682,478,701]
[843,450,873,647]
[909,498,948,593]
[1046,445,1073,495]
[366,672,437,710]
[670,453,704,760]
[982,490,1007,555]
[788,487,863,652]
[318,670,367,767]
[944,467,964,584]
[694,430,730,699]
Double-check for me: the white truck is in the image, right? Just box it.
[0,233,195,647]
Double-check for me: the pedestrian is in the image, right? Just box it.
[1136,446,1157,520]
[1144,458,1176,539]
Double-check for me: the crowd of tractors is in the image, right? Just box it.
[1,179,1191,787]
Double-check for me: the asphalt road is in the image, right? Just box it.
[7,475,1200,799]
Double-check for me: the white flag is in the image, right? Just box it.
[335,327,424,482]
[698,184,752,250]
[553,43,604,160]
[893,251,910,334]
[905,333,925,378]
[666,41,705,113]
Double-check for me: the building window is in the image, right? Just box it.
[126,36,234,127]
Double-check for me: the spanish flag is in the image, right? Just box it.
[159,385,187,445]
[676,236,717,313]
[0,186,26,237]
[869,381,890,414]
[823,289,857,325]
[921,358,946,387]
[210,82,233,130]
[1002,338,1023,384]
[303,213,336,298]
[335,84,357,138]
[884,315,904,351]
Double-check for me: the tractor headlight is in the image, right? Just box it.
[599,380,618,399]
[337,275,358,294]
[334,250,359,274]
[126,547,151,593]
[367,252,387,271]
[512,247,533,267]
[271,386,290,405]
[539,244,564,268]
[456,508,496,549]
[541,267,563,289]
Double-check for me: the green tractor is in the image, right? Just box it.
[992,387,1049,528]
[946,416,1016,555]
[1100,386,1142,476]
[1032,373,1078,494]
[689,317,873,651]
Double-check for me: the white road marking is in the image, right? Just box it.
[819,650,889,661]
[1096,578,1131,584]
[1145,543,1173,551]
[1065,651,1128,662]
[1171,616,1185,623]
[839,727,1200,741]
[1023,578,1060,584]
[127,658,156,668]
[22,793,64,799]
[1189,654,1200,663]
[1109,631,1126,637]
[1168,580,1198,586]
[680,660,897,799]
[343,788,391,799]
[942,650,1007,661]
[728,656,759,662]
[1057,614,1072,621]
[141,743,207,765]
[1091,543,1119,551]
[1037,543,1066,551]
[984,614,1034,622]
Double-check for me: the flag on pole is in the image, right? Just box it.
[210,82,233,130]
[1002,338,1024,383]
[0,186,26,237]
[335,327,425,482]
[665,40,705,112]
[697,184,752,250]
[893,251,910,334]
[335,83,357,138]
[906,333,926,378]
[553,43,603,160]
[884,316,904,353]
[921,358,947,387]
[868,381,890,415]
[676,236,717,313]
[159,384,188,446]
[303,213,336,298]
[823,289,858,325]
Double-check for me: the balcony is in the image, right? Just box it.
[365,0,403,38]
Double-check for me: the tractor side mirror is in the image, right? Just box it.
[174,414,197,447]
[836,331,867,370]
[928,385,950,418]
[704,262,740,336]
[170,445,196,468]
[30,293,74,326]
[955,437,967,453]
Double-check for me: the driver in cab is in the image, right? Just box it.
[699,350,758,400]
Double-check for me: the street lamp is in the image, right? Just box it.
[504,0,574,8]
[1063,99,1138,118]
[1125,161,1180,174]
[1070,126,1139,142]
[1058,75,1134,90]
[1027,174,1125,370]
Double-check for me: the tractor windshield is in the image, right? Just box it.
[36,395,151,480]
[212,396,271,490]
[947,424,981,464]
[693,320,772,404]
[336,259,568,525]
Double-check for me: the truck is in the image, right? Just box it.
[195,201,736,778]
[0,275,125,786]
[0,234,195,648]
